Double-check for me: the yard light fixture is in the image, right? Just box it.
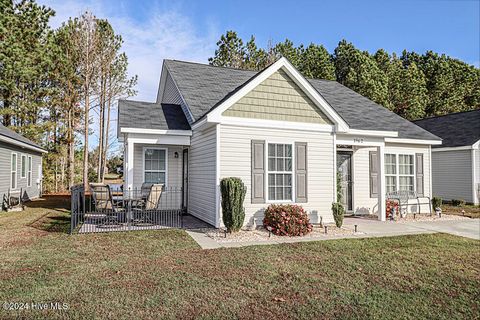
[462,209,465,216]
[266,226,273,238]
[435,207,442,218]
[354,224,358,233]
[324,226,328,234]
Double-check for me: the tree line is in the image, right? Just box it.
[209,31,480,120]
[0,0,137,192]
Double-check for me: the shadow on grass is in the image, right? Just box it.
[27,197,72,234]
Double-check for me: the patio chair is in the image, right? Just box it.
[133,184,163,225]
[90,183,123,226]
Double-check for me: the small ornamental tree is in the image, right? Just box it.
[220,177,246,232]
[263,204,313,236]
[332,202,345,228]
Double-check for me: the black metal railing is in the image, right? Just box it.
[70,185,183,234]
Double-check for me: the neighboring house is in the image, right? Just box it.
[117,58,441,227]
[414,110,480,205]
[0,123,47,208]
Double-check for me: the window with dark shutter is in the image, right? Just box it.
[295,142,307,203]
[369,151,378,198]
[251,140,265,203]
[415,153,424,196]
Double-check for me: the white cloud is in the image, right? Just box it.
[41,0,217,101]
[38,0,219,152]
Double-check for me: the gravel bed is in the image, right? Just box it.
[205,224,357,243]
[391,213,471,223]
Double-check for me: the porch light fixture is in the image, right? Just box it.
[174,152,179,158]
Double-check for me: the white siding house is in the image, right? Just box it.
[118,57,442,228]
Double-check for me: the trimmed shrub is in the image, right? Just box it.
[263,204,312,236]
[220,177,246,232]
[432,197,442,209]
[332,202,345,227]
[451,199,465,207]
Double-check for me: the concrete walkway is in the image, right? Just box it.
[186,217,480,249]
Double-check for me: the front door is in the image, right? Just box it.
[182,149,188,211]
[337,151,353,212]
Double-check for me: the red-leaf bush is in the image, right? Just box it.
[386,200,399,219]
[263,204,313,236]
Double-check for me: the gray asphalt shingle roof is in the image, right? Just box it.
[0,123,44,151]
[118,101,190,131]
[164,60,440,141]
[413,110,480,148]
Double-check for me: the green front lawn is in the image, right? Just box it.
[1,198,479,319]
[442,204,480,219]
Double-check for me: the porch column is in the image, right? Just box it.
[126,139,134,190]
[377,144,386,221]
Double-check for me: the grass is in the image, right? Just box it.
[0,198,479,319]
[442,204,480,219]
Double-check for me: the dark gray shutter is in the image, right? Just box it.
[416,153,424,196]
[295,142,308,203]
[369,151,378,198]
[251,140,265,203]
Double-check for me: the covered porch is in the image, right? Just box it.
[336,134,433,221]
[336,134,388,221]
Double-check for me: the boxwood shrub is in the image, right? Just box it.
[263,204,312,236]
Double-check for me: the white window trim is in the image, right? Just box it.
[385,152,416,192]
[142,147,168,186]
[265,141,295,203]
[11,152,18,190]
[27,156,32,187]
[21,154,26,179]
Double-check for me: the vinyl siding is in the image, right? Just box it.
[353,143,432,215]
[432,149,473,203]
[188,125,217,226]
[0,141,42,207]
[222,68,332,124]
[161,71,194,124]
[220,124,335,226]
[132,144,183,189]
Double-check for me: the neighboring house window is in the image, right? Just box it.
[384,154,415,192]
[21,154,26,178]
[385,154,397,193]
[27,156,32,187]
[144,148,167,184]
[267,143,293,201]
[11,153,17,189]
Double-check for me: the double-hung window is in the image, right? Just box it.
[27,156,32,187]
[385,154,397,193]
[11,153,17,189]
[144,148,167,184]
[267,143,293,201]
[21,155,26,178]
[398,154,414,191]
[384,153,415,192]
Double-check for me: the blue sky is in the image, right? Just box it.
[39,0,479,151]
